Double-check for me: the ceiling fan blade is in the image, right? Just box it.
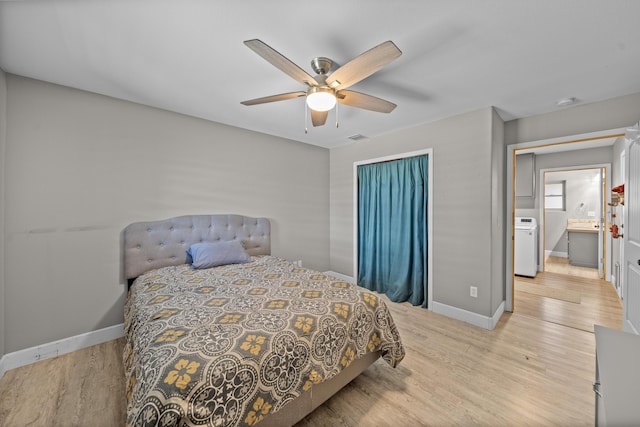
[244,39,318,87]
[325,41,401,90]
[337,90,397,113]
[241,91,306,106]
[311,110,328,127]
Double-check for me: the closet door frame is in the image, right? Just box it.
[353,148,433,309]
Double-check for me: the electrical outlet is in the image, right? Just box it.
[470,286,478,298]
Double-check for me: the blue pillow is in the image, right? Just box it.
[187,240,251,269]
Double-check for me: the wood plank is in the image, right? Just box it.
[515,270,622,332]
[0,339,126,427]
[515,279,582,303]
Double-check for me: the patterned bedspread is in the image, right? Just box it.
[123,255,404,427]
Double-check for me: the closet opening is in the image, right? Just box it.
[353,149,433,309]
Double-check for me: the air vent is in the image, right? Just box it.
[556,97,578,107]
[348,134,369,141]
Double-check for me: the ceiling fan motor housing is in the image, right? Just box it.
[310,57,333,75]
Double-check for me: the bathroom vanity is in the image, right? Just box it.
[567,219,599,268]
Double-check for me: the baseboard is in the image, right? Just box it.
[431,300,505,330]
[0,323,124,378]
[490,301,505,329]
[323,271,506,330]
[545,250,568,258]
[323,271,355,283]
[623,319,639,335]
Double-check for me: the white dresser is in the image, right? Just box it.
[594,326,640,425]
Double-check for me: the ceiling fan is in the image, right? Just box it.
[241,39,402,127]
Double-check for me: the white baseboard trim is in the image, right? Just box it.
[432,300,505,330]
[545,250,568,258]
[0,323,124,378]
[490,301,506,329]
[323,271,506,330]
[323,271,356,283]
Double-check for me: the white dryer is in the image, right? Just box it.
[514,217,538,277]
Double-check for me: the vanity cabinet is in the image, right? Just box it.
[568,231,598,268]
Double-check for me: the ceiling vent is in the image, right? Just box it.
[348,134,369,141]
[556,97,578,107]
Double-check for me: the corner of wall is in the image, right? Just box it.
[490,108,506,313]
[0,67,7,359]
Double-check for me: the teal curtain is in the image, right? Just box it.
[357,155,427,307]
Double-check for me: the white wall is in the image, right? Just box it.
[3,75,330,353]
[330,107,504,319]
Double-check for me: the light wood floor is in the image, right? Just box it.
[515,259,622,333]
[544,255,600,280]
[0,289,620,427]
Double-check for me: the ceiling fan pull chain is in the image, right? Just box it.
[304,101,308,134]
[336,101,339,128]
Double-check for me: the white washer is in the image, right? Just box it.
[514,217,538,277]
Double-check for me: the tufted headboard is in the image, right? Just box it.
[123,214,270,280]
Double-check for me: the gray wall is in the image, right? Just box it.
[515,147,613,225]
[612,137,626,187]
[490,109,506,313]
[330,107,504,318]
[4,75,639,355]
[3,75,330,353]
[506,92,640,144]
[0,68,6,357]
[545,208,568,255]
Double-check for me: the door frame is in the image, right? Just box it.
[506,128,625,312]
[353,148,434,309]
[623,129,640,334]
[618,150,625,299]
[539,165,610,278]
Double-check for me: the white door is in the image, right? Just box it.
[619,151,625,299]
[598,168,604,279]
[623,132,640,333]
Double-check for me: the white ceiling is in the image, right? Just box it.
[2,1,640,149]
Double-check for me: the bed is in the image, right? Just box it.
[123,214,404,427]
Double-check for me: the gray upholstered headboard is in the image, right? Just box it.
[123,214,270,280]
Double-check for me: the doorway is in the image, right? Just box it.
[516,163,615,332]
[542,167,605,280]
[505,129,624,329]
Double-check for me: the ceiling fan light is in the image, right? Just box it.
[306,87,336,112]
